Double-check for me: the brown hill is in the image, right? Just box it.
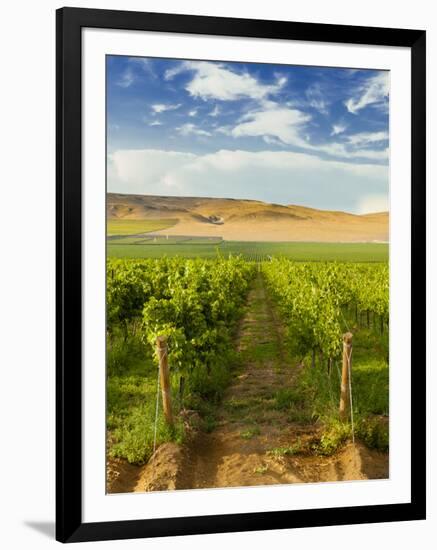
[107,193,389,243]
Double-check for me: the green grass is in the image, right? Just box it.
[107,218,178,236]
[290,322,389,453]
[240,426,261,439]
[253,465,268,474]
[267,441,303,458]
[107,241,388,262]
[107,327,239,464]
[107,335,185,464]
[108,235,223,245]
[107,236,156,244]
[273,388,305,410]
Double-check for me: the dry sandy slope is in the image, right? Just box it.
[107,193,389,243]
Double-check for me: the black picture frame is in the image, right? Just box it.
[56,6,426,543]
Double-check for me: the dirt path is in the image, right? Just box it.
[175,272,301,488]
[109,273,388,493]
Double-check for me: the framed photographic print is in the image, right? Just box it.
[56,7,426,543]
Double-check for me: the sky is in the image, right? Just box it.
[107,56,389,214]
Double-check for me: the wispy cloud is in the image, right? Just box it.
[306,83,329,115]
[176,123,212,137]
[263,135,286,147]
[226,103,387,162]
[149,120,163,126]
[220,102,388,161]
[188,109,198,117]
[346,131,389,146]
[345,72,389,114]
[163,64,184,81]
[331,123,347,136]
[129,57,157,79]
[305,142,388,161]
[117,67,136,88]
[230,106,310,148]
[165,61,286,101]
[209,105,220,117]
[151,103,181,114]
[117,59,157,88]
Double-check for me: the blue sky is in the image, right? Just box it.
[107,56,389,214]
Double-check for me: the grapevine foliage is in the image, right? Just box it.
[107,257,255,385]
[263,260,389,361]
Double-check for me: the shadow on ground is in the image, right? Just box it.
[24,521,55,539]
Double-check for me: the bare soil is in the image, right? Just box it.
[107,273,388,494]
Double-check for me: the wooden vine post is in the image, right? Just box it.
[339,332,353,421]
[156,336,173,427]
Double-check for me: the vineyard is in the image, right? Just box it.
[107,239,388,262]
[107,256,255,463]
[264,259,389,364]
[106,255,389,490]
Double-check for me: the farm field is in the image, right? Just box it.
[107,218,178,236]
[106,256,389,493]
[108,235,223,246]
[107,240,388,262]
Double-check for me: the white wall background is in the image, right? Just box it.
[0,1,434,548]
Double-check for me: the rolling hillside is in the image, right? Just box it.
[107,193,389,243]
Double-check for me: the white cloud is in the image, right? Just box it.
[129,57,157,79]
[209,105,220,117]
[117,68,135,88]
[346,131,389,146]
[311,142,388,161]
[306,83,329,115]
[108,150,196,194]
[345,72,389,114]
[116,58,158,87]
[343,148,388,161]
[331,123,347,136]
[163,64,184,81]
[227,104,388,161]
[108,148,388,213]
[165,61,286,101]
[149,120,162,126]
[263,136,286,147]
[151,103,181,114]
[230,107,310,148]
[215,125,232,136]
[188,109,198,117]
[176,123,212,137]
[356,193,389,214]
[348,148,389,161]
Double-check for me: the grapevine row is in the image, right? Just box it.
[107,256,256,384]
[263,259,389,364]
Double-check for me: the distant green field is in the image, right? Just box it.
[108,235,223,245]
[107,218,177,236]
[107,241,388,262]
